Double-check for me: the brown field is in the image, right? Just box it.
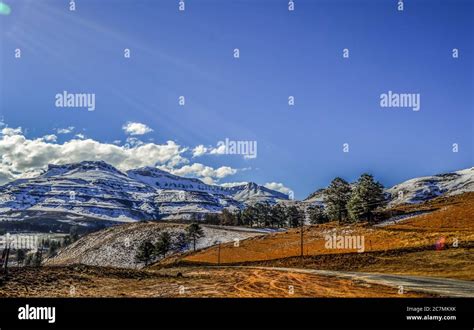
[243,246,474,281]
[0,265,429,298]
[168,193,474,280]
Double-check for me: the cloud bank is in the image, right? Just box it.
[0,126,238,185]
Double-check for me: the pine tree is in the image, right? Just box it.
[254,202,272,227]
[16,249,26,266]
[69,226,79,242]
[155,231,172,258]
[32,249,43,267]
[174,232,189,251]
[242,206,256,227]
[347,173,386,222]
[287,205,304,228]
[63,235,71,246]
[234,210,243,226]
[25,253,33,267]
[308,205,329,224]
[186,223,205,251]
[220,209,236,226]
[204,213,220,225]
[324,177,352,223]
[270,204,286,228]
[135,240,155,266]
[48,240,60,257]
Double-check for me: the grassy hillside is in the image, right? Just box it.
[169,193,474,280]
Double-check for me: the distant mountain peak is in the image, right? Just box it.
[43,160,125,177]
[0,161,287,224]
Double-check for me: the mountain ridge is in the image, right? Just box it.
[1,161,472,227]
[0,160,288,224]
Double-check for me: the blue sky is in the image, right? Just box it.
[0,0,472,199]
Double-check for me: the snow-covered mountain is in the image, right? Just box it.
[127,167,288,204]
[0,161,288,224]
[304,167,474,206]
[304,188,327,205]
[230,182,289,204]
[387,167,474,206]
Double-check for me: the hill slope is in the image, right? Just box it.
[46,222,264,268]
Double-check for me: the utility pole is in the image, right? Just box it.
[300,217,304,260]
[0,248,6,276]
[214,240,221,265]
[4,244,10,277]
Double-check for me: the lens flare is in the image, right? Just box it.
[0,2,11,15]
[435,237,446,251]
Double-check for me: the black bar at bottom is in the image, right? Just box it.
[0,298,471,329]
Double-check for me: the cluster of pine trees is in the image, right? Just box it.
[135,223,205,266]
[201,173,385,227]
[203,203,305,228]
[323,173,386,223]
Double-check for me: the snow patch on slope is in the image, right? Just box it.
[46,222,264,268]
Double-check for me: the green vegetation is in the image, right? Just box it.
[186,223,205,251]
[347,174,386,223]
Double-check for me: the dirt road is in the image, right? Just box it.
[239,266,474,297]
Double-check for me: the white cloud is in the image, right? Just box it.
[201,177,215,185]
[191,143,226,157]
[209,143,226,155]
[56,126,75,134]
[192,145,208,157]
[41,134,57,142]
[214,166,238,178]
[122,122,153,136]
[74,133,85,139]
[1,127,22,136]
[264,182,292,195]
[0,128,188,184]
[0,127,239,186]
[163,163,237,184]
[124,137,144,148]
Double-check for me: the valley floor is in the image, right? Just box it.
[1,193,473,298]
[0,265,431,298]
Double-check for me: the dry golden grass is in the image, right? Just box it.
[389,192,474,232]
[0,265,429,298]
[358,247,474,280]
[175,193,474,280]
